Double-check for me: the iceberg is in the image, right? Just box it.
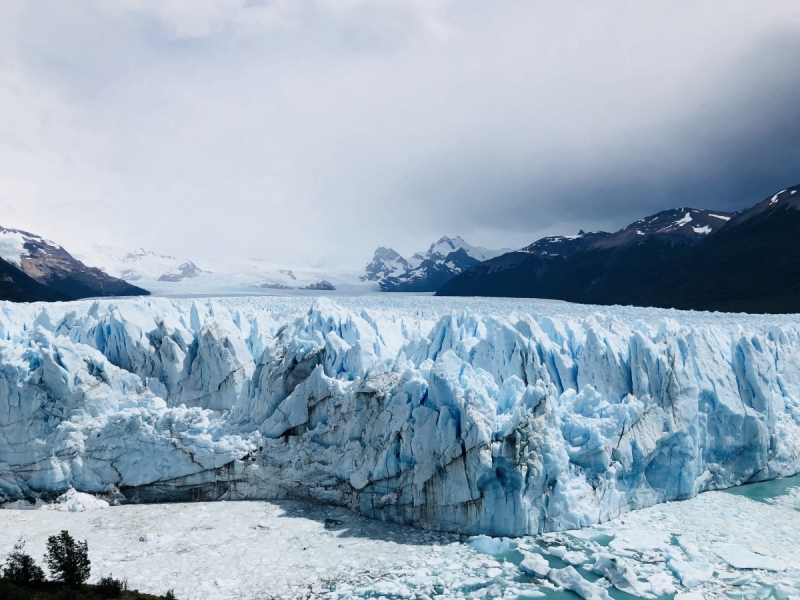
[1,295,800,536]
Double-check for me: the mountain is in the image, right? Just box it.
[438,185,800,313]
[362,247,412,282]
[520,230,611,257]
[591,207,734,248]
[157,260,205,282]
[626,185,800,313]
[74,246,204,282]
[0,227,148,302]
[365,236,510,292]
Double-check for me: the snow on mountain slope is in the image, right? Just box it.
[521,230,611,257]
[74,247,376,295]
[73,246,199,282]
[1,296,799,536]
[0,229,148,302]
[591,208,734,249]
[0,227,62,266]
[366,236,511,291]
[425,236,509,262]
[363,248,412,282]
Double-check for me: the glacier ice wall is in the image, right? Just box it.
[1,296,799,535]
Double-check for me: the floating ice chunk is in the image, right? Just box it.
[676,534,702,560]
[519,553,551,578]
[486,567,503,578]
[549,545,588,565]
[719,571,754,586]
[372,580,411,597]
[592,552,646,596]
[609,530,671,553]
[674,593,705,600]
[45,489,109,512]
[714,543,787,571]
[648,571,677,595]
[548,566,613,600]
[667,557,713,588]
[468,535,513,556]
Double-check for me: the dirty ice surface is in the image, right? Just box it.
[2,476,799,600]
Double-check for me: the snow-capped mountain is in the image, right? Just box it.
[73,246,374,295]
[423,236,507,263]
[74,246,204,282]
[362,247,413,282]
[0,226,148,302]
[157,261,205,282]
[592,207,733,249]
[521,230,611,257]
[439,182,800,313]
[365,236,510,292]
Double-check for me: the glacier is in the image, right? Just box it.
[1,295,799,536]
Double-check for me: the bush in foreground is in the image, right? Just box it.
[1,540,46,584]
[0,578,174,599]
[96,575,127,598]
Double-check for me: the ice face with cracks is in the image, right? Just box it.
[1,295,800,536]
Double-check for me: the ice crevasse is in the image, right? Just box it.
[0,296,799,536]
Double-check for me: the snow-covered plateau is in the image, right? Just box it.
[1,295,800,539]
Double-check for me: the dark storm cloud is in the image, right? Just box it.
[396,30,800,238]
[0,1,798,266]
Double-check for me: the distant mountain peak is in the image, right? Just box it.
[363,236,508,291]
[76,244,204,283]
[366,236,509,292]
[158,261,206,282]
[362,247,412,282]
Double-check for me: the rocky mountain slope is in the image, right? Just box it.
[438,184,800,313]
[0,227,148,302]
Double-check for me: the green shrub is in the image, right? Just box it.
[2,539,46,584]
[44,530,91,587]
[96,575,126,598]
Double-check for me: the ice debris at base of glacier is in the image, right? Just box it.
[41,488,110,512]
[2,295,800,536]
[2,478,800,599]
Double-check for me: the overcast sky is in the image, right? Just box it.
[1,0,799,268]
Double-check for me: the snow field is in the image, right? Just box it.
[1,295,800,537]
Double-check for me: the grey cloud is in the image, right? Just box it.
[0,0,798,266]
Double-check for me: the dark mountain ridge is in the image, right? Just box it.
[438,183,800,314]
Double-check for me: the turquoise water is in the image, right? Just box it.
[722,473,800,503]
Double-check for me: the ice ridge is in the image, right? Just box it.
[1,296,799,536]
